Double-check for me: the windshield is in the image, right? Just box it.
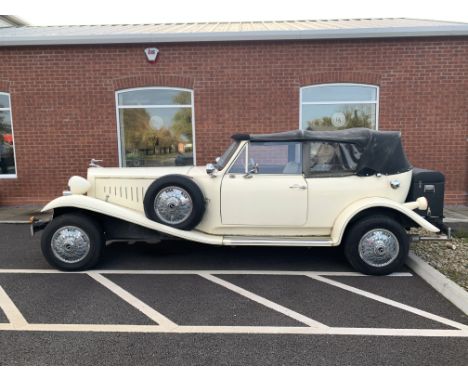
[215,141,240,170]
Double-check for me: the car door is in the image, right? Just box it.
[221,141,308,226]
[304,140,365,230]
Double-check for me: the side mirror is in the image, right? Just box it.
[206,163,216,176]
[244,160,259,178]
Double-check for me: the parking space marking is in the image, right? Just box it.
[0,269,413,277]
[0,323,467,337]
[88,273,177,329]
[0,269,467,337]
[200,273,328,329]
[0,286,27,329]
[96,270,413,277]
[309,275,468,331]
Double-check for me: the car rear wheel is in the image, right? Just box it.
[344,215,409,275]
[41,213,104,271]
[143,175,205,230]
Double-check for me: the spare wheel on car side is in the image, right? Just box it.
[143,175,205,230]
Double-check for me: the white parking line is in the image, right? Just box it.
[88,273,177,329]
[200,273,328,329]
[0,286,28,329]
[0,323,466,337]
[308,274,468,331]
[0,269,413,277]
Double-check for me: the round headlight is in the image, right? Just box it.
[68,176,91,195]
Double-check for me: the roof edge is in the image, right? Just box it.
[1,25,468,46]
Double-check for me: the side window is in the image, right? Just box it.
[309,141,362,176]
[249,142,302,175]
[228,142,302,175]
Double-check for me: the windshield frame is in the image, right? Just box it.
[214,141,241,170]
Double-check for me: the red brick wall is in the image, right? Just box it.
[0,37,467,205]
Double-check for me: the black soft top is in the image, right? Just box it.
[231,128,412,176]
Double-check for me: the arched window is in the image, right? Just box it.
[0,92,17,178]
[116,87,195,167]
[300,84,379,131]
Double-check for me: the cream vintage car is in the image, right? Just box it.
[34,128,449,275]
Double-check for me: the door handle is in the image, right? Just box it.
[289,184,306,190]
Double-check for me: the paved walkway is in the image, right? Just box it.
[0,205,52,223]
[444,206,468,223]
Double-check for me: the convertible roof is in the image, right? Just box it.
[232,128,412,176]
[233,128,382,143]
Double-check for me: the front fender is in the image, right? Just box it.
[42,195,223,246]
[331,197,440,245]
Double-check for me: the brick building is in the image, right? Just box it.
[0,18,467,205]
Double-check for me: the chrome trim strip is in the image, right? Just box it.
[223,236,334,246]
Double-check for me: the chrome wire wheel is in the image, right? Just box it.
[154,186,193,225]
[51,225,91,264]
[358,228,400,268]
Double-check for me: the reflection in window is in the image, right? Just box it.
[301,84,378,131]
[117,88,194,167]
[0,93,17,177]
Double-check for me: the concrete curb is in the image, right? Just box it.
[407,252,468,315]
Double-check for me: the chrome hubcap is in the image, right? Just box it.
[358,229,399,268]
[51,226,91,264]
[154,186,193,225]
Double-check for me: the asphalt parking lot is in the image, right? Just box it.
[0,224,467,365]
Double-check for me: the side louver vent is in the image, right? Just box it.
[96,178,153,212]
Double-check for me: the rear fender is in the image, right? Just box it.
[331,197,440,245]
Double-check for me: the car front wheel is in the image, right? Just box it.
[344,215,409,275]
[41,213,104,271]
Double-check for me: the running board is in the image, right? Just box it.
[222,236,334,247]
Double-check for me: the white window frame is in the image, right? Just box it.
[115,87,196,167]
[0,92,17,179]
[299,83,380,131]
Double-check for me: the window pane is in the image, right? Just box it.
[302,85,377,103]
[119,106,193,167]
[118,89,192,106]
[249,142,302,174]
[228,146,246,173]
[302,104,376,130]
[216,141,240,170]
[0,110,16,175]
[0,94,9,108]
[309,141,362,175]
